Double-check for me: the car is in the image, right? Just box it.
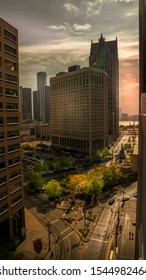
[108,198,115,205]
[122,197,129,202]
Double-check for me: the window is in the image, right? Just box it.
[0,72,2,79]
[6,88,17,97]
[4,44,16,55]
[0,87,2,95]
[5,73,17,83]
[7,130,19,138]
[0,162,6,170]
[8,143,19,152]
[4,29,16,42]
[0,102,3,110]
[0,203,8,215]
[9,156,20,166]
[7,117,18,124]
[0,132,4,140]
[9,169,21,180]
[0,175,7,185]
[6,103,18,110]
[0,190,8,200]
[0,117,3,125]
[0,147,5,154]
[11,194,22,207]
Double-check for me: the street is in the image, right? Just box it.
[23,181,137,260]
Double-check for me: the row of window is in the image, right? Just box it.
[0,73,17,82]
[4,44,16,56]
[0,102,18,110]
[4,29,17,42]
[0,87,18,97]
[0,143,19,154]
[0,117,19,125]
[0,130,19,140]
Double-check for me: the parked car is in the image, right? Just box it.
[108,198,115,205]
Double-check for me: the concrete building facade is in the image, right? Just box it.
[0,18,25,253]
[89,34,119,143]
[50,66,108,156]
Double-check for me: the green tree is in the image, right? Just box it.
[33,162,45,173]
[83,177,103,198]
[102,166,121,189]
[25,170,44,191]
[45,179,63,201]
[43,160,54,171]
[59,156,75,168]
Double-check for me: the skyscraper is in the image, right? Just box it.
[0,18,25,255]
[21,87,32,120]
[50,65,108,156]
[89,34,119,143]
[37,71,47,122]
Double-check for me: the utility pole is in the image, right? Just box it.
[47,222,51,252]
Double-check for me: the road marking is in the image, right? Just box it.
[51,219,59,224]
[60,227,70,235]
[63,231,74,240]
[91,238,109,243]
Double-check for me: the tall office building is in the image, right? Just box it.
[50,65,108,156]
[36,71,47,122]
[136,0,146,260]
[0,18,25,254]
[89,34,119,143]
[21,87,32,120]
[44,85,50,124]
[33,90,37,121]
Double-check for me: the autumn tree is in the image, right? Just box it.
[33,238,43,256]
[102,166,121,189]
[45,179,63,202]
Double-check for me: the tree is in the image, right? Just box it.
[25,170,44,191]
[33,162,45,173]
[33,238,43,256]
[59,156,75,168]
[102,166,121,189]
[45,179,63,201]
[44,160,54,171]
[83,177,103,198]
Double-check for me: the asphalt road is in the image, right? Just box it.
[24,181,137,260]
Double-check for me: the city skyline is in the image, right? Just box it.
[0,0,138,114]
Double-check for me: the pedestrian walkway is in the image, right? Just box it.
[15,208,55,260]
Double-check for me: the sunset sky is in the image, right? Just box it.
[0,0,139,115]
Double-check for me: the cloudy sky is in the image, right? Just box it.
[1,0,138,115]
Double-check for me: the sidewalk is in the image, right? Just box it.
[15,208,55,260]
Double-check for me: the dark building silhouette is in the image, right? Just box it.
[89,34,119,143]
[21,87,32,120]
[0,18,25,256]
[139,0,146,112]
[136,0,146,260]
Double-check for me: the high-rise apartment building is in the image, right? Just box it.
[0,18,25,254]
[50,65,108,156]
[89,34,119,143]
[21,87,32,120]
